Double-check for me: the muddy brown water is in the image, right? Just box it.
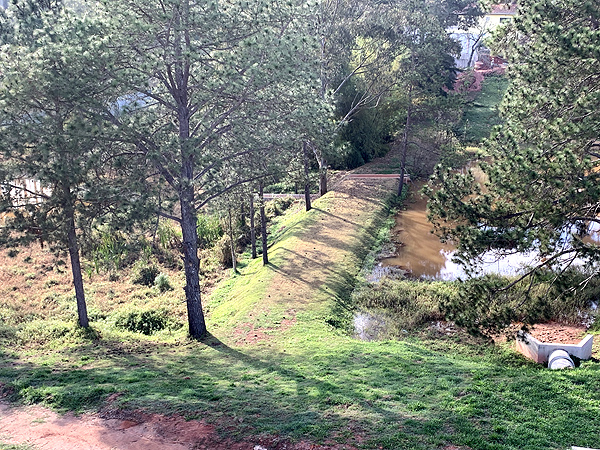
[379,181,570,280]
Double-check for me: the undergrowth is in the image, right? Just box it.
[353,279,456,335]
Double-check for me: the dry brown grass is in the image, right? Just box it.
[0,243,224,329]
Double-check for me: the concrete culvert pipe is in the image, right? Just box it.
[548,349,575,370]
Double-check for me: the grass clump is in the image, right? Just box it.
[154,272,173,293]
[131,263,160,287]
[112,307,181,335]
[0,443,39,450]
[354,279,457,333]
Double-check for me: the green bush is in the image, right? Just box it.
[154,272,173,293]
[197,214,223,248]
[112,308,181,335]
[131,264,160,287]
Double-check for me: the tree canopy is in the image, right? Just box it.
[426,0,600,333]
[100,0,324,338]
[0,5,138,327]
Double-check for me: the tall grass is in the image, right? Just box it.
[353,279,457,334]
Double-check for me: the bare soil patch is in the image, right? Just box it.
[527,322,589,345]
[0,401,359,450]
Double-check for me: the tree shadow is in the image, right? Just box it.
[1,332,600,449]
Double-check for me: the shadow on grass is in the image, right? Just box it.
[1,331,600,450]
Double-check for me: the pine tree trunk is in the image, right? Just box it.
[65,198,89,329]
[228,208,237,273]
[318,157,327,196]
[259,182,268,265]
[303,142,312,211]
[173,35,207,338]
[180,185,207,339]
[250,194,257,259]
[398,88,413,197]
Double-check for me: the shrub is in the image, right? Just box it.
[90,230,128,273]
[131,264,160,287]
[215,234,233,268]
[197,214,223,248]
[112,308,181,335]
[154,273,173,293]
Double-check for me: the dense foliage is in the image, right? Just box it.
[0,0,474,337]
[427,0,600,333]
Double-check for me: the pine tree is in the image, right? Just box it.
[0,6,136,327]
[103,0,322,338]
[427,0,600,332]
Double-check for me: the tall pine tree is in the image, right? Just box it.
[0,6,138,327]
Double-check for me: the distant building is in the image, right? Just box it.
[449,3,518,68]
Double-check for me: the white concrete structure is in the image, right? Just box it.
[516,331,593,364]
[449,3,517,68]
[548,349,575,369]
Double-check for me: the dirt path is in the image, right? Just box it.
[0,177,397,450]
[0,400,359,450]
[0,402,203,450]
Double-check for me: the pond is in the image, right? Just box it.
[379,182,600,281]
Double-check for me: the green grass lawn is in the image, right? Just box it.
[1,181,599,450]
[1,325,599,449]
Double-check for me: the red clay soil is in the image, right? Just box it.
[453,67,506,94]
[0,400,358,450]
[527,322,590,345]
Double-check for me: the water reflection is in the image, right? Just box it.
[353,312,390,341]
[381,185,599,281]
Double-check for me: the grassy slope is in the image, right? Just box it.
[0,177,600,450]
[458,76,509,144]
